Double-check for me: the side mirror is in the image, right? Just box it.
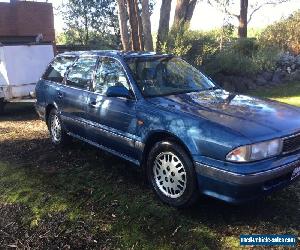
[106,85,133,99]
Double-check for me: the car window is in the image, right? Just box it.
[126,57,215,97]
[43,56,76,83]
[94,57,130,95]
[66,56,98,90]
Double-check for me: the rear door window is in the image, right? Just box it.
[66,56,98,90]
[43,56,76,83]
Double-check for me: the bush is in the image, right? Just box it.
[231,38,258,56]
[162,26,280,78]
[203,39,280,77]
[252,47,280,72]
[259,10,300,54]
[203,50,259,76]
[161,26,223,67]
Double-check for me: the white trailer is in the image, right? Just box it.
[0,43,54,112]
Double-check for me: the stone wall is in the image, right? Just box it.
[215,52,300,93]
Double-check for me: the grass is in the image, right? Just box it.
[0,84,300,249]
[248,81,300,107]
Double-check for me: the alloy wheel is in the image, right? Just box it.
[153,151,187,198]
[50,114,62,143]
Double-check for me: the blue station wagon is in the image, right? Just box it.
[35,51,300,207]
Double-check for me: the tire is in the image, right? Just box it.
[147,141,199,208]
[47,108,70,146]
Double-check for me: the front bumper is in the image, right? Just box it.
[195,158,300,203]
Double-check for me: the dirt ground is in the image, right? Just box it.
[0,103,299,249]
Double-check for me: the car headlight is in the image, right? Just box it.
[226,139,283,162]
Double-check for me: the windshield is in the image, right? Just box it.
[125,57,215,97]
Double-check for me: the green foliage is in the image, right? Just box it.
[231,38,258,56]
[159,24,278,77]
[259,10,300,54]
[59,0,120,48]
[247,27,264,39]
[161,26,226,67]
[203,38,280,76]
[204,50,258,76]
[252,46,280,72]
[56,30,119,50]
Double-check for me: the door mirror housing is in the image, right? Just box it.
[106,85,133,99]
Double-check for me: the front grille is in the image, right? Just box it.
[283,133,300,154]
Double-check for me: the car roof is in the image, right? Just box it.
[58,50,174,59]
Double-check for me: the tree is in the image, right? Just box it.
[135,0,144,50]
[156,0,172,51]
[238,0,248,38]
[117,0,130,50]
[61,0,119,47]
[260,10,300,54]
[141,0,153,51]
[117,0,154,51]
[173,0,198,30]
[126,0,141,50]
[208,0,291,38]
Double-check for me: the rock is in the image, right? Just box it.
[271,70,285,84]
[235,82,248,93]
[278,52,295,66]
[246,81,257,90]
[261,71,273,81]
[295,55,300,67]
[241,77,255,89]
[234,76,251,93]
[223,81,236,92]
[256,74,268,85]
[218,75,251,93]
[288,69,300,82]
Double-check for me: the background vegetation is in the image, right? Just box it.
[57,1,300,79]
[160,10,300,78]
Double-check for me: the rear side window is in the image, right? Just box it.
[43,56,76,83]
[66,56,98,90]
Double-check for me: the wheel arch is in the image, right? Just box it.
[45,103,58,124]
[141,130,194,168]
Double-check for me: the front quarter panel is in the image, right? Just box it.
[136,100,251,161]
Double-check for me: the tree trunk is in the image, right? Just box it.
[156,0,172,51]
[126,0,140,50]
[173,0,197,30]
[141,0,153,51]
[238,0,248,38]
[84,12,89,45]
[185,0,197,24]
[135,0,144,51]
[173,0,187,28]
[138,13,145,50]
[117,0,130,50]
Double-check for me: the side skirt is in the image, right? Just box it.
[68,132,141,167]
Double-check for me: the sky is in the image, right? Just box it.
[36,0,300,33]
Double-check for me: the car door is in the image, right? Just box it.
[60,56,98,137]
[85,57,139,159]
[41,55,77,113]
